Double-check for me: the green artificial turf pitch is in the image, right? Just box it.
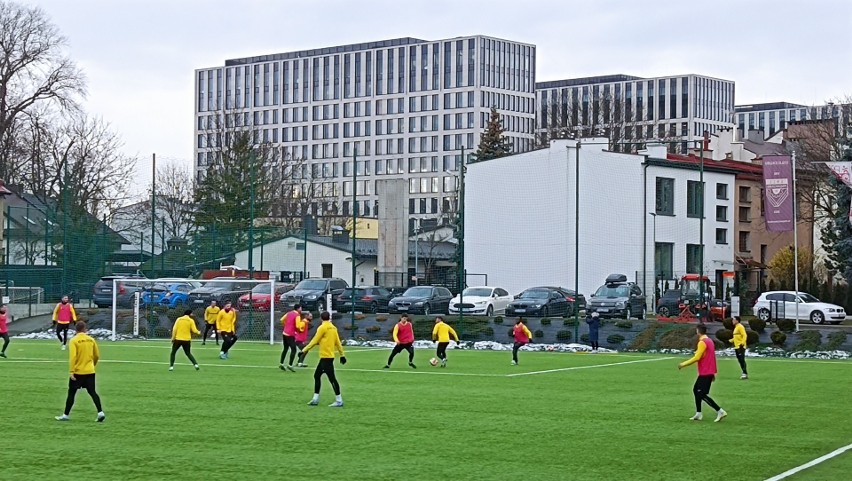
[1,339,850,481]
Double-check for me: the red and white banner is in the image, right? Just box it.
[824,162,852,224]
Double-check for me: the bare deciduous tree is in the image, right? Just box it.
[0,1,85,181]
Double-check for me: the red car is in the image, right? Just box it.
[238,284,294,311]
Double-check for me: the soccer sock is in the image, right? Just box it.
[64,389,77,416]
[187,351,198,365]
[1,335,8,353]
[56,328,63,343]
[704,396,721,412]
[280,348,288,365]
[311,393,319,402]
[335,394,342,402]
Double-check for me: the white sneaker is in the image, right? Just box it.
[689,413,703,421]
[740,374,748,380]
[61,345,66,351]
[307,399,319,406]
[96,412,105,423]
[510,361,517,366]
[714,409,727,423]
[328,401,344,408]
[194,364,200,371]
[55,414,69,421]
[168,366,174,371]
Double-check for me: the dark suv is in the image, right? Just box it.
[280,278,349,312]
[587,274,646,319]
[92,275,147,308]
[187,278,257,308]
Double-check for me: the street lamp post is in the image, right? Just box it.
[351,147,358,336]
[248,150,256,279]
[458,146,466,332]
[413,220,420,286]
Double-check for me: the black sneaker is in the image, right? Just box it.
[383,365,390,369]
[409,362,417,369]
[0,352,6,358]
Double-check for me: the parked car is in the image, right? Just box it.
[279,278,349,312]
[754,291,846,325]
[448,286,513,316]
[159,282,203,308]
[336,286,394,313]
[505,287,570,317]
[388,286,453,315]
[187,278,257,308]
[539,286,587,315]
[92,274,147,308]
[238,283,294,311]
[587,274,646,319]
[141,281,203,306]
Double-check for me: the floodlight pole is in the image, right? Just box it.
[351,147,358,337]
[458,146,466,332]
[792,151,800,332]
[151,153,156,279]
[573,140,580,341]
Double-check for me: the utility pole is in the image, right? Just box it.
[151,153,156,279]
[698,134,706,321]
[573,139,581,341]
[351,147,358,336]
[248,150,256,279]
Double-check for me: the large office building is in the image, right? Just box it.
[734,101,850,139]
[535,74,736,152]
[194,36,536,228]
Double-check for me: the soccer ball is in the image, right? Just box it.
[429,357,439,366]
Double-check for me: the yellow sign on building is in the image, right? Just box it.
[345,218,379,239]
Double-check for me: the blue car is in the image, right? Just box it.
[158,282,202,308]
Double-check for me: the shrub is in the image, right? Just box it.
[628,323,663,351]
[556,330,572,342]
[365,325,381,334]
[375,315,388,322]
[354,313,366,321]
[342,324,358,331]
[482,326,495,337]
[794,330,822,351]
[540,318,551,326]
[493,316,504,324]
[563,318,578,326]
[745,330,760,346]
[776,319,796,333]
[533,329,544,339]
[721,318,734,330]
[166,308,183,322]
[770,331,787,346]
[580,334,590,343]
[607,334,625,345]
[507,329,514,339]
[87,309,98,315]
[747,317,767,333]
[615,320,633,329]
[153,326,170,338]
[657,325,698,350]
[712,339,725,350]
[824,331,848,351]
[715,329,733,344]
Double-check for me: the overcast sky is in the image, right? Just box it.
[22,0,852,198]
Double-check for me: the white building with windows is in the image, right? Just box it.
[194,36,536,231]
[464,139,737,304]
[535,74,736,153]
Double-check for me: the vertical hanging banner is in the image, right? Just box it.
[824,162,852,225]
[763,155,794,232]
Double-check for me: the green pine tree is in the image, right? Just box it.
[819,147,852,282]
[473,107,513,162]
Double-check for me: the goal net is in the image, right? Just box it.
[107,277,282,344]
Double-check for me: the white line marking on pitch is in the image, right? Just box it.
[506,357,675,377]
[343,367,504,377]
[763,443,852,481]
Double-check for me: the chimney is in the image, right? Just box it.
[302,215,318,236]
[331,225,349,244]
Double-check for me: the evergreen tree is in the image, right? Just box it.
[473,107,512,162]
[819,148,852,282]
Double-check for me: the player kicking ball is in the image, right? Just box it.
[431,316,459,368]
[511,318,532,365]
[384,314,416,369]
[300,311,346,407]
[169,309,201,371]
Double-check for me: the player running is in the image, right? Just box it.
[731,316,748,379]
[431,316,459,368]
[170,309,200,371]
[295,311,312,367]
[55,321,105,423]
[678,324,727,422]
[0,305,9,358]
[384,314,416,369]
[300,311,346,407]
[52,295,77,350]
[279,304,302,371]
[216,302,237,360]
[202,300,220,346]
[511,318,532,365]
